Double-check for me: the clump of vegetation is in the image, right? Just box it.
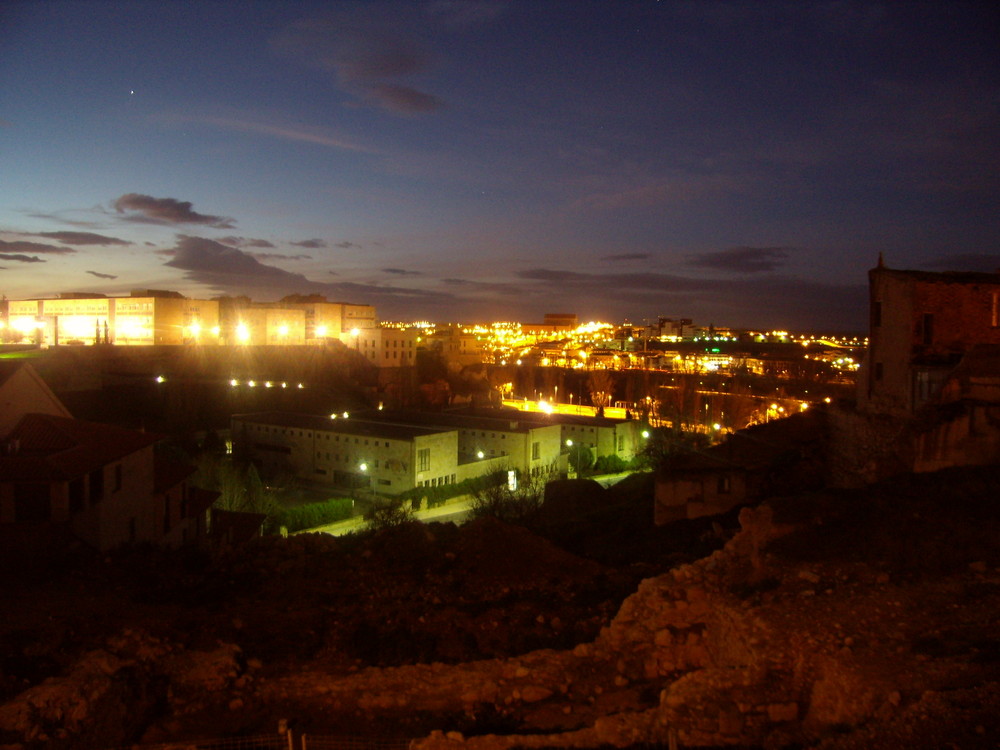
[364,499,415,531]
[277,498,354,532]
[469,469,544,525]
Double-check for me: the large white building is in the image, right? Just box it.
[231,409,566,495]
[2,294,420,367]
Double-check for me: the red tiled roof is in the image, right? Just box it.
[0,413,161,482]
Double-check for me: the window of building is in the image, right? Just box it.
[418,448,430,471]
[873,300,882,327]
[922,313,934,346]
[992,292,999,328]
[717,475,731,494]
[531,442,540,460]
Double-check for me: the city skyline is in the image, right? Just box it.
[2,1,999,331]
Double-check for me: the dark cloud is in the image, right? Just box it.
[162,235,451,307]
[368,84,445,114]
[514,267,867,331]
[687,247,790,274]
[923,253,1000,273]
[35,231,132,246]
[0,253,44,263]
[334,241,358,249]
[291,238,328,249]
[272,16,444,116]
[0,239,76,255]
[86,270,118,279]
[602,253,650,261]
[382,267,421,276]
[113,193,235,228]
[218,236,276,249]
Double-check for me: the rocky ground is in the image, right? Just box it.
[1,467,999,749]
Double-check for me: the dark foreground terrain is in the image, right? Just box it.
[1,467,999,749]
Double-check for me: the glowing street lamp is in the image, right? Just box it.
[236,323,250,343]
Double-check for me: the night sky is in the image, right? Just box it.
[2,1,998,331]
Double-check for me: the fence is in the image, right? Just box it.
[113,734,413,750]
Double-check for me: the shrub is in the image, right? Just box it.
[278,498,354,532]
[593,454,627,474]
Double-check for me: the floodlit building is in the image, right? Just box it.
[232,411,459,493]
[223,306,306,346]
[231,408,566,494]
[347,326,419,367]
[5,291,220,346]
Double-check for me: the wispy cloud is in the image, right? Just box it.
[164,113,375,153]
[35,231,132,246]
[687,246,790,274]
[0,239,77,255]
[382,267,421,276]
[251,252,312,262]
[602,252,649,261]
[113,193,234,228]
[291,238,328,249]
[218,236,275,249]
[86,270,118,279]
[272,14,445,116]
[0,253,45,263]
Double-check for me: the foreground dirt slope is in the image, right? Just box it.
[1,466,998,748]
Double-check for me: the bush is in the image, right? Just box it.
[593,454,627,474]
[469,470,543,525]
[278,498,354,532]
[364,500,414,531]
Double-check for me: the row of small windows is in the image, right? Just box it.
[247,424,392,448]
[417,474,455,488]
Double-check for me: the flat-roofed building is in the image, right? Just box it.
[223,306,306,346]
[231,411,459,493]
[4,292,221,346]
[347,326,419,367]
[356,409,564,480]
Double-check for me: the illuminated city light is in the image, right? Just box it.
[359,463,368,472]
[316,325,328,337]
[230,379,239,387]
[248,380,256,387]
[278,325,289,336]
[155,375,165,383]
[236,323,250,342]
[477,450,485,459]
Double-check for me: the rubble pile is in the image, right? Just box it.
[2,466,999,748]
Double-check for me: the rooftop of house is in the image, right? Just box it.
[0,413,161,482]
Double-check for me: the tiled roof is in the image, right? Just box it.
[0,413,161,482]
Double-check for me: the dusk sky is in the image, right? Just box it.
[2,1,998,331]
